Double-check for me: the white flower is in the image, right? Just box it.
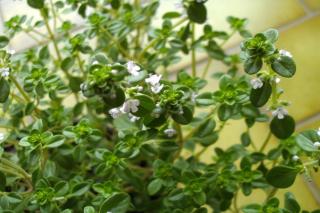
[250,78,263,89]
[150,84,164,94]
[279,49,293,58]
[145,74,163,94]
[314,141,320,148]
[292,155,299,161]
[0,133,5,141]
[111,70,118,75]
[0,67,10,77]
[164,128,176,137]
[7,49,16,55]
[272,107,288,119]
[126,61,141,76]
[136,86,143,92]
[128,113,140,122]
[120,99,140,113]
[317,128,320,136]
[109,108,122,119]
[92,60,99,65]
[145,74,162,86]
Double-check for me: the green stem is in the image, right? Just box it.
[265,187,278,202]
[173,122,184,160]
[259,131,272,152]
[201,58,212,79]
[101,28,130,59]
[233,191,239,213]
[10,76,31,103]
[191,23,196,77]
[201,30,236,79]
[41,9,62,62]
[138,17,188,61]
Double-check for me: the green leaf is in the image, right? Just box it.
[84,206,96,213]
[284,192,300,213]
[250,80,271,107]
[133,94,155,117]
[45,135,65,148]
[271,56,296,78]
[194,119,216,138]
[195,92,214,106]
[266,166,299,188]
[218,104,232,121]
[0,36,9,48]
[27,0,44,9]
[61,57,75,71]
[270,115,295,139]
[242,204,261,213]
[163,12,181,19]
[187,2,207,24]
[244,57,263,74]
[241,132,251,147]
[99,193,130,213]
[171,106,193,125]
[263,29,279,43]
[295,131,318,152]
[147,179,162,195]
[0,78,10,103]
[71,182,90,197]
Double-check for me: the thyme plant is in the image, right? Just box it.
[0,0,319,212]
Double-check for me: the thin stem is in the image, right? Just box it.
[10,76,31,102]
[233,191,239,213]
[76,53,86,77]
[138,17,188,61]
[265,187,278,202]
[101,28,130,59]
[201,29,236,79]
[173,122,184,160]
[259,131,272,152]
[201,58,212,79]
[41,10,62,62]
[247,128,257,151]
[191,23,196,77]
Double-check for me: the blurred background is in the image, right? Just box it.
[0,0,319,210]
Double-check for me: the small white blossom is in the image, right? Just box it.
[314,141,320,148]
[250,78,263,89]
[272,107,288,119]
[92,60,99,65]
[120,99,140,113]
[292,155,299,161]
[145,74,162,86]
[127,61,141,76]
[317,128,320,136]
[136,86,143,92]
[150,84,164,94]
[111,70,118,75]
[274,77,281,84]
[128,113,140,122]
[164,128,176,137]
[0,133,5,141]
[279,49,293,58]
[0,67,10,77]
[109,108,122,119]
[7,49,16,55]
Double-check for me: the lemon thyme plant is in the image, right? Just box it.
[0,0,319,212]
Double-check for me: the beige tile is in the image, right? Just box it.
[304,0,320,11]
[277,15,320,121]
